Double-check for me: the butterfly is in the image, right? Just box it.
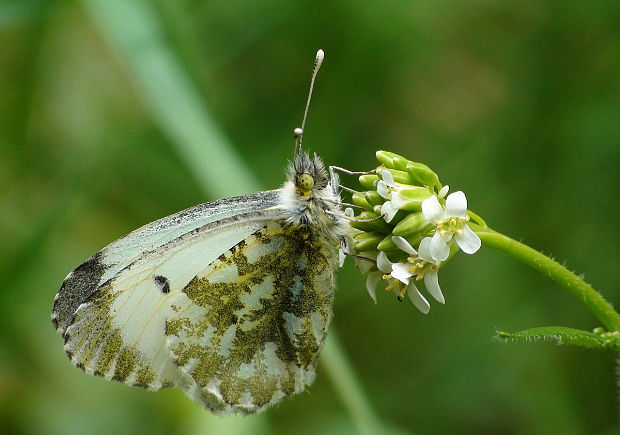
[51,50,350,415]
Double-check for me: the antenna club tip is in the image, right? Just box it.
[294,127,303,136]
[316,49,325,60]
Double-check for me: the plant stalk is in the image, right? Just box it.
[477,228,620,332]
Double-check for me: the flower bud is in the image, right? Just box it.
[354,232,383,251]
[392,156,410,171]
[350,211,392,233]
[352,192,373,210]
[375,151,402,169]
[359,174,380,189]
[378,167,413,185]
[377,234,399,252]
[396,187,434,211]
[406,162,439,188]
[392,212,429,236]
[364,191,384,206]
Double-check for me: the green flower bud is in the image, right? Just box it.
[350,211,393,234]
[364,191,384,206]
[392,156,410,171]
[397,187,434,211]
[392,212,429,236]
[354,232,383,251]
[359,174,380,190]
[406,162,439,188]
[377,234,399,252]
[399,187,433,201]
[375,150,403,168]
[378,167,413,185]
[352,192,373,210]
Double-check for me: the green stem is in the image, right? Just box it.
[477,228,620,332]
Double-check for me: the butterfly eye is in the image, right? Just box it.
[296,173,315,192]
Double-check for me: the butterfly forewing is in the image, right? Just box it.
[53,191,279,335]
[166,220,338,414]
[61,204,284,391]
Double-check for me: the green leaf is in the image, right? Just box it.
[496,326,619,350]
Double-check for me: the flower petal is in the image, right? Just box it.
[424,269,445,304]
[365,271,382,304]
[422,195,444,221]
[391,262,413,284]
[407,282,430,314]
[430,231,451,262]
[376,251,393,273]
[391,191,402,209]
[380,169,395,187]
[438,185,449,198]
[455,224,482,254]
[392,236,417,255]
[445,191,468,218]
[377,181,390,199]
[417,237,435,264]
[381,201,398,223]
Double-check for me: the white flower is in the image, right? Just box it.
[421,191,481,262]
[356,251,392,304]
[377,170,402,223]
[389,260,430,314]
[360,238,446,313]
[391,236,445,310]
[376,169,396,199]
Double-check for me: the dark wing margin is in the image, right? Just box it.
[52,252,108,332]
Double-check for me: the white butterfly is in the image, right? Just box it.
[52,50,351,415]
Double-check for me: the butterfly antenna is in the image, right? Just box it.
[294,49,325,156]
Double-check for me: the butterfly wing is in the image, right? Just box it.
[54,191,281,390]
[165,220,338,414]
[53,190,279,334]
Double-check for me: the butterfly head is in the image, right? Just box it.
[280,148,343,238]
[291,150,329,198]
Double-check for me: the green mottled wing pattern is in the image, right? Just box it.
[166,220,338,415]
[61,207,282,392]
[64,283,179,389]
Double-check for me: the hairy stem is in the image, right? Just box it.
[477,228,620,332]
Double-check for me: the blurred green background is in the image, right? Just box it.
[1,0,619,434]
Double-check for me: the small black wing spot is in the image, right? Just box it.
[153,275,170,294]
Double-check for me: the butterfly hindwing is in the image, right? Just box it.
[61,203,284,391]
[166,220,338,414]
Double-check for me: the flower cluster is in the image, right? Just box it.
[348,151,483,314]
